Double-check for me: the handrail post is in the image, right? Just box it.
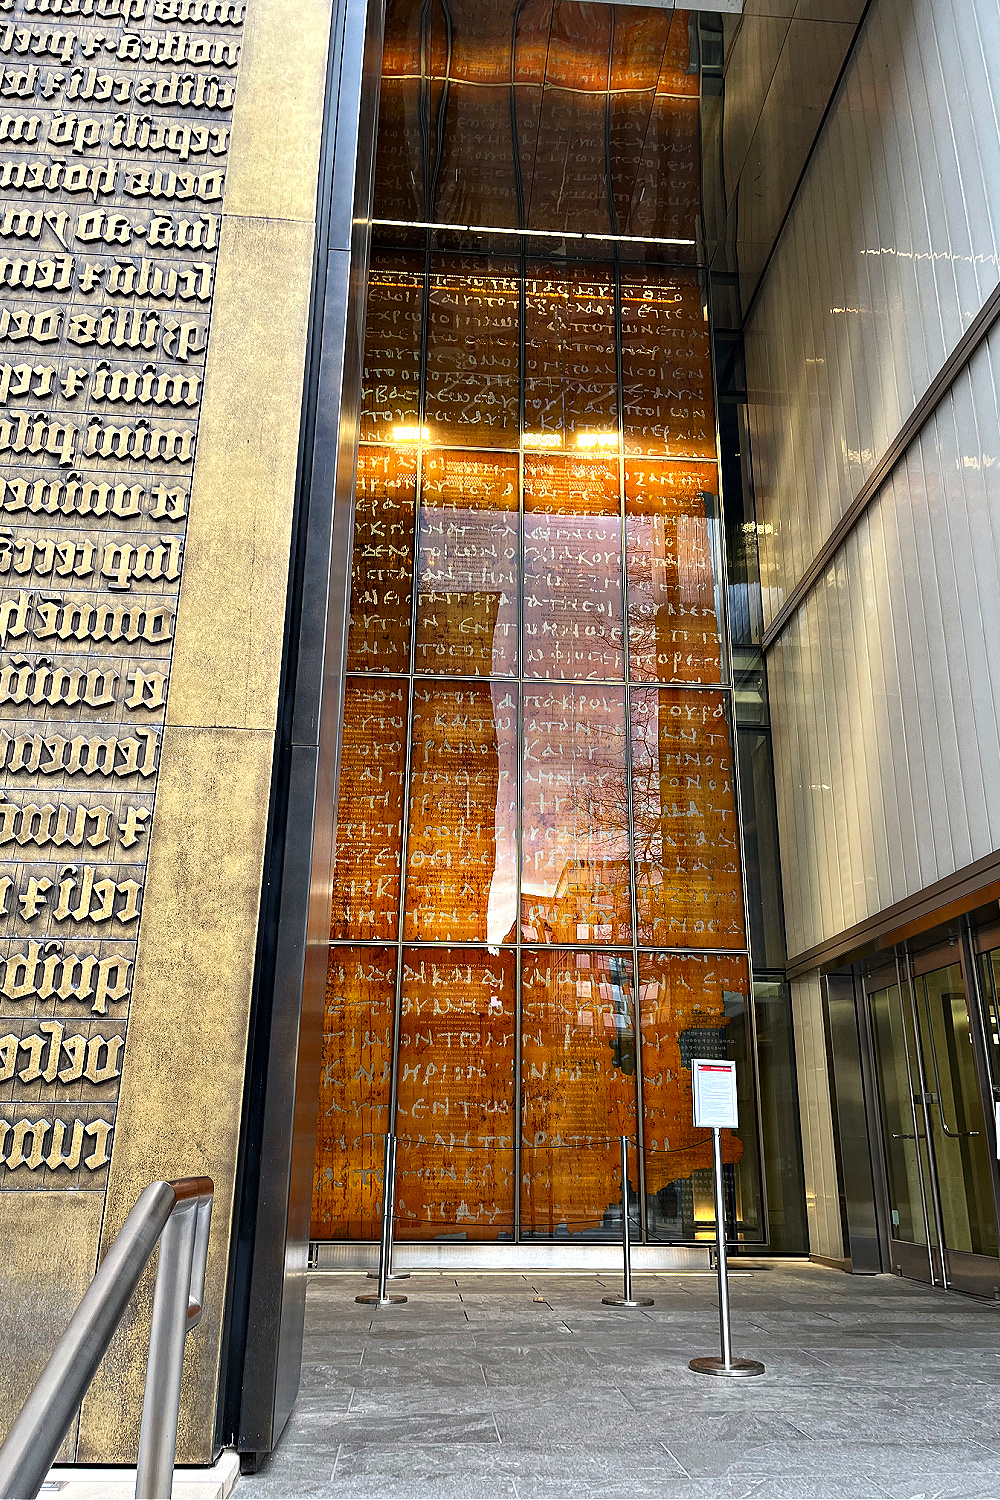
[356,1133,406,1306]
[0,1177,212,1500]
[601,1136,653,1309]
[135,1188,211,1499]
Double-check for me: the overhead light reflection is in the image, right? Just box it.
[373,218,695,248]
[575,431,619,449]
[392,424,429,441]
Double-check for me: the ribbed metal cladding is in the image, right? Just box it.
[742,0,1000,959]
[769,332,1000,957]
[746,0,1000,628]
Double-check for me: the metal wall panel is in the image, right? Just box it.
[769,331,1000,956]
[746,0,1000,623]
[745,0,1000,957]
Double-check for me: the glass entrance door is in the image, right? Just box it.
[868,953,1000,1295]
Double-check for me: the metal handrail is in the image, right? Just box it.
[0,1176,213,1500]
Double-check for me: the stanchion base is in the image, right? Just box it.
[601,1296,654,1307]
[689,1356,764,1377]
[366,1271,410,1280]
[355,1293,407,1305]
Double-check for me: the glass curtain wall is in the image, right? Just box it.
[312,0,765,1246]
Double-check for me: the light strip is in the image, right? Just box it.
[373,218,696,247]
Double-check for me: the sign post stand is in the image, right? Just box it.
[688,1059,764,1378]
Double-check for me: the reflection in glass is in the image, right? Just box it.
[524,270,617,447]
[631,687,745,948]
[753,977,807,1253]
[330,679,407,941]
[521,685,631,944]
[395,948,516,1240]
[520,948,637,1237]
[621,272,714,458]
[913,964,997,1258]
[523,455,624,680]
[311,946,395,1239]
[870,983,930,1247]
[404,680,517,944]
[317,0,765,1251]
[625,460,722,684]
[425,260,520,448]
[738,729,786,970]
[415,450,519,676]
[360,255,424,443]
[347,447,417,673]
[639,951,757,1240]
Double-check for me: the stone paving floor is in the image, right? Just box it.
[237,1261,1000,1500]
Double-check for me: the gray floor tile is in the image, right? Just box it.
[238,1267,1000,1499]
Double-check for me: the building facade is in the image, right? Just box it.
[1,0,999,1473]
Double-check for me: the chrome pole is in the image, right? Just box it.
[367,1131,409,1282]
[690,1129,764,1377]
[602,1137,652,1308]
[713,1126,733,1368]
[622,1134,632,1303]
[357,1133,406,1306]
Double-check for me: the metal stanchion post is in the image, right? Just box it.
[357,1133,407,1306]
[689,1126,763,1377]
[367,1133,409,1281]
[602,1136,653,1309]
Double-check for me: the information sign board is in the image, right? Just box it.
[692,1059,739,1129]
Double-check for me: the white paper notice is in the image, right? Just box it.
[692,1058,739,1129]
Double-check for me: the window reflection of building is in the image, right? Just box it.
[312,1,762,1248]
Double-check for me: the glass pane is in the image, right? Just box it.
[347,447,417,673]
[312,947,395,1239]
[360,254,424,444]
[625,459,723,684]
[371,0,424,222]
[870,984,928,1247]
[425,258,520,448]
[977,947,1000,1087]
[395,948,516,1240]
[607,9,674,231]
[914,963,997,1258]
[525,6,614,236]
[520,948,637,1237]
[415,450,519,676]
[631,687,745,948]
[621,271,714,458]
[521,684,632,944]
[403,680,518,943]
[330,678,407,941]
[753,978,808,1253]
[639,952,759,1241]
[737,729,786,970]
[625,93,700,247]
[523,267,617,451]
[523,454,624,681]
[431,4,518,230]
